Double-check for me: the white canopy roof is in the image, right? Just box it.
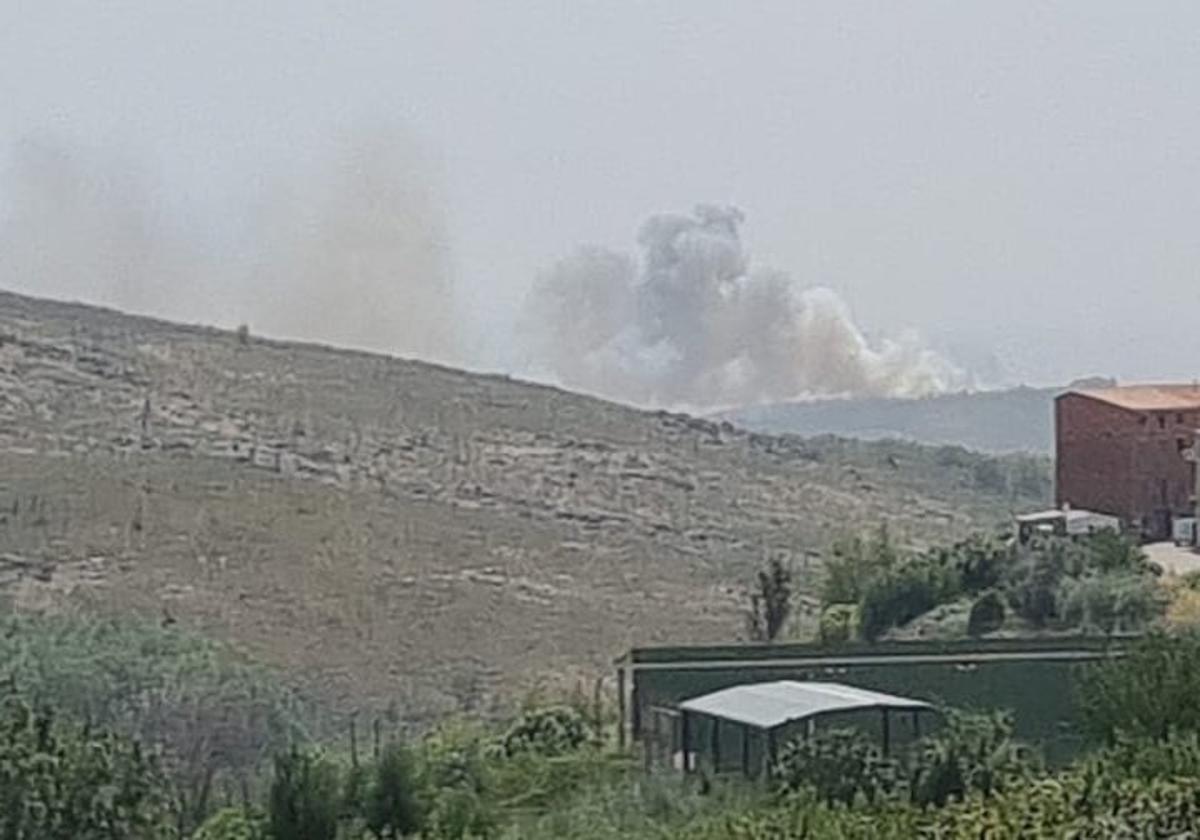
[678,680,932,730]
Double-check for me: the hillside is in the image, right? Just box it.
[719,387,1060,453]
[0,289,1049,721]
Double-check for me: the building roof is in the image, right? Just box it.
[1015,508,1118,524]
[677,680,932,730]
[1068,384,1200,412]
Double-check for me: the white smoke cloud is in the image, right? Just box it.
[521,205,963,409]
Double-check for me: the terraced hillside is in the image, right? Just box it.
[0,289,1049,721]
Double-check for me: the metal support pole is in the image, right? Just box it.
[881,710,891,758]
[681,711,691,775]
[741,724,751,777]
[765,728,777,779]
[711,717,721,774]
[631,683,641,742]
[617,667,627,750]
[912,709,920,740]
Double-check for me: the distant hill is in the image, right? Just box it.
[718,387,1061,453]
[0,289,1049,720]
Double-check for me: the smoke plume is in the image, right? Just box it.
[0,138,200,317]
[522,205,961,409]
[0,130,458,364]
[243,130,457,362]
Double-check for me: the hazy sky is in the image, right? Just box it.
[2,1,1199,388]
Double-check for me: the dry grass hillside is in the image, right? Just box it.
[0,290,1048,721]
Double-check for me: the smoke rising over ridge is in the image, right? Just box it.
[522,206,962,409]
[0,139,961,410]
[0,131,459,364]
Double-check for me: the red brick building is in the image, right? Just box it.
[1055,385,1200,541]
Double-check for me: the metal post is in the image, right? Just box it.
[711,717,721,774]
[881,710,891,758]
[681,711,691,775]
[912,709,920,740]
[631,683,641,742]
[765,729,777,779]
[741,724,751,777]
[617,667,627,750]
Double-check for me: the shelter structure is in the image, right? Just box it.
[671,680,934,778]
[1015,507,1120,544]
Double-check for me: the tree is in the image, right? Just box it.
[0,696,176,839]
[364,743,423,838]
[267,748,341,840]
[746,556,793,642]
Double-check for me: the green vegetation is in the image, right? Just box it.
[0,611,308,834]
[744,557,793,642]
[7,621,1200,837]
[818,527,1165,641]
[0,696,176,838]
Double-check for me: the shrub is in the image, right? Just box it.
[773,728,899,806]
[908,710,1034,807]
[501,706,594,758]
[818,604,858,644]
[821,526,900,605]
[1080,531,1152,576]
[364,743,423,838]
[1006,542,1066,628]
[966,591,1006,637]
[267,748,342,840]
[1077,629,1200,742]
[859,557,960,641]
[0,697,176,839]
[1060,574,1166,634]
[191,807,267,840]
[423,787,496,839]
[950,536,1008,594]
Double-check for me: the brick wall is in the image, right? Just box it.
[1056,393,1198,540]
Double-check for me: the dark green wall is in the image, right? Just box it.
[625,637,1129,765]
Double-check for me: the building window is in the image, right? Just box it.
[1139,415,1148,426]
[1178,413,1186,424]
[1159,415,1167,429]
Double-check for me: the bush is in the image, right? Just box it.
[267,748,342,840]
[818,604,858,644]
[773,728,899,806]
[822,526,900,605]
[949,537,1008,594]
[1006,542,1066,628]
[859,557,960,641]
[501,706,594,758]
[908,710,1034,807]
[423,787,496,839]
[191,807,267,840]
[1060,574,1166,634]
[0,613,305,831]
[1077,630,1200,742]
[966,591,1006,637]
[0,697,176,839]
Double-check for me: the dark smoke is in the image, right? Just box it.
[522,205,961,409]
